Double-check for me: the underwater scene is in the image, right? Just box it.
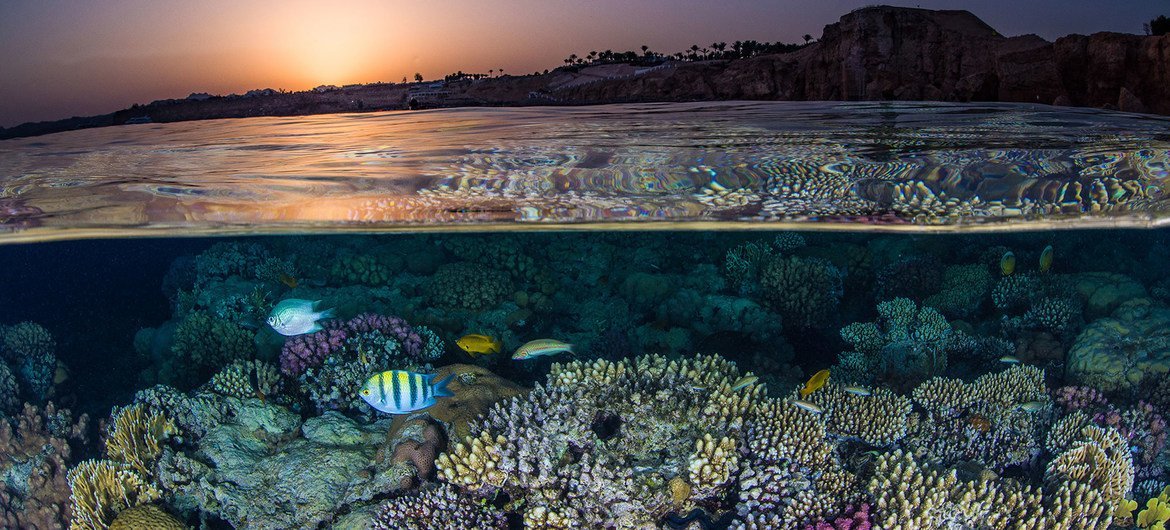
[1,101,1170,530]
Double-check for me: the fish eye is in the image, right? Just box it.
[362,389,369,396]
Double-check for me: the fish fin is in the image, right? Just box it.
[307,323,325,333]
[432,374,455,398]
[565,343,576,357]
[317,307,336,320]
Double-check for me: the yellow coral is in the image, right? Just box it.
[1139,488,1170,530]
[668,476,692,508]
[67,459,161,530]
[1116,498,1139,526]
[687,434,738,498]
[806,382,912,445]
[108,504,186,530]
[105,404,176,478]
[436,430,508,494]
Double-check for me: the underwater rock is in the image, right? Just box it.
[1072,272,1147,320]
[1067,298,1170,392]
[158,398,412,530]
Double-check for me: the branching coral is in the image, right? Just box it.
[0,361,18,415]
[372,483,506,530]
[803,382,912,446]
[759,255,844,328]
[208,360,284,401]
[104,404,177,479]
[839,298,967,382]
[925,264,992,318]
[437,354,775,527]
[426,262,513,310]
[1,321,57,401]
[67,460,161,530]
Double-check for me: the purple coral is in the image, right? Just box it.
[1053,385,1108,411]
[280,329,345,376]
[278,313,428,376]
[802,504,873,530]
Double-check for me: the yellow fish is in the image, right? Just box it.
[1039,245,1054,273]
[800,369,830,398]
[456,334,502,358]
[278,273,298,288]
[1000,251,1016,276]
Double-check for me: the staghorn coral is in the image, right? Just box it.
[0,402,88,530]
[1,321,57,401]
[907,365,1050,471]
[103,404,177,479]
[426,262,513,310]
[108,504,185,530]
[759,255,844,328]
[437,354,779,527]
[67,459,161,530]
[803,382,912,446]
[372,483,506,530]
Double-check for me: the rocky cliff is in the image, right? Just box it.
[558,6,1169,114]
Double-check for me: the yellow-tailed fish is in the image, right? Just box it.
[513,339,573,360]
[999,355,1021,364]
[731,375,759,391]
[278,273,298,288]
[1000,251,1016,276]
[1039,245,1054,273]
[790,399,824,414]
[800,369,830,398]
[1018,401,1046,412]
[360,370,454,414]
[843,385,871,397]
[456,334,502,358]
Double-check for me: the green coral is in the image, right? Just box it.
[925,264,992,318]
[758,255,843,328]
[330,254,394,286]
[426,262,513,311]
[169,311,255,388]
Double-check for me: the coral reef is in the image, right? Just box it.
[426,262,513,310]
[0,361,19,415]
[208,359,284,401]
[1,321,58,401]
[839,298,967,382]
[103,404,177,478]
[108,504,185,530]
[924,263,992,318]
[0,403,88,530]
[1067,298,1170,392]
[802,382,912,446]
[168,311,255,387]
[372,484,506,530]
[759,255,844,328]
[67,459,161,530]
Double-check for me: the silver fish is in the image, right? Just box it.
[999,356,1021,364]
[267,298,335,336]
[1018,401,1046,412]
[790,399,823,414]
[731,375,759,391]
[843,386,872,397]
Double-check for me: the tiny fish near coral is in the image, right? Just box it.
[267,298,335,336]
[789,399,824,414]
[800,368,830,398]
[360,370,455,414]
[512,339,573,360]
[843,385,872,397]
[731,374,758,391]
[457,334,502,358]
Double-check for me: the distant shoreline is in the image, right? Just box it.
[3,5,1168,141]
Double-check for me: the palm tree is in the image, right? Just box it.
[414,73,423,82]
[803,34,814,43]
[489,69,494,77]
[641,45,649,56]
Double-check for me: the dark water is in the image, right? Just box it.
[1,102,1169,529]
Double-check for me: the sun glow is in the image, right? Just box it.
[270,7,393,86]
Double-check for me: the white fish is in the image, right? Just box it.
[843,386,872,397]
[267,298,335,336]
[790,399,824,414]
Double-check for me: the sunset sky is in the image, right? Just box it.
[0,0,1163,127]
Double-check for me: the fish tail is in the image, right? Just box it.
[317,307,336,320]
[565,343,576,356]
[432,374,455,398]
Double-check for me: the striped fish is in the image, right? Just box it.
[359,370,454,414]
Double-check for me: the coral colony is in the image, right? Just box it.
[2,232,1170,529]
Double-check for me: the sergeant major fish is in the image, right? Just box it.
[267,298,335,336]
[360,370,454,414]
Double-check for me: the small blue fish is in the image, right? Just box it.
[267,298,335,336]
[360,370,454,414]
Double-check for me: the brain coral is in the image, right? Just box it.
[1067,299,1170,392]
[759,255,844,328]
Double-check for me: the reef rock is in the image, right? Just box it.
[158,399,412,530]
[1067,299,1170,393]
[389,363,527,441]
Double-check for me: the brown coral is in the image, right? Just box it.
[108,504,185,530]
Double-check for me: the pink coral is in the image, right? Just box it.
[0,402,88,530]
[345,313,423,357]
[803,504,873,530]
[1054,385,1108,410]
[279,328,346,376]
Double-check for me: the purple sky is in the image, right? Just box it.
[0,0,1162,127]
